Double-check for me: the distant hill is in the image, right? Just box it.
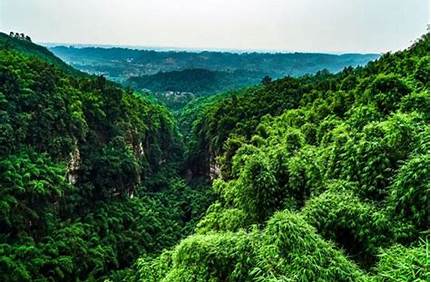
[127,68,265,94]
[49,45,380,82]
[126,68,266,110]
[50,45,379,110]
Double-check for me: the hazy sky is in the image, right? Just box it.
[0,0,429,53]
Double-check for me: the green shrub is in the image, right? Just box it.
[302,189,392,266]
[387,154,430,241]
[254,211,365,281]
[162,232,258,282]
[196,202,250,234]
[372,240,429,282]
[362,74,411,114]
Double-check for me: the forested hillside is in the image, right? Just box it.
[0,30,429,282]
[124,34,430,281]
[127,69,265,110]
[0,33,80,75]
[0,32,213,281]
[127,68,263,94]
[49,45,378,82]
[50,45,378,111]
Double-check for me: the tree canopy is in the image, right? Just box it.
[0,31,429,281]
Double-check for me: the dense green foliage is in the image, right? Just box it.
[128,34,430,281]
[127,68,263,95]
[51,45,378,111]
[127,68,265,110]
[0,32,80,75]
[0,35,212,281]
[0,31,429,282]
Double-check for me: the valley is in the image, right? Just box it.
[0,30,429,282]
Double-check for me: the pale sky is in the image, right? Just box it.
[0,0,429,53]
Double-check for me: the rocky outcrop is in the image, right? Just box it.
[67,145,80,184]
[209,156,221,180]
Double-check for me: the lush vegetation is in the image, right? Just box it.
[0,30,429,282]
[50,45,378,111]
[0,33,80,75]
[126,34,429,281]
[0,32,213,281]
[127,68,265,110]
[127,68,264,94]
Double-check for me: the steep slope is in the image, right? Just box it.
[127,34,430,281]
[0,32,80,75]
[0,36,212,281]
[187,34,430,179]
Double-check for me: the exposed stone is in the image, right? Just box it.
[67,145,80,184]
[209,157,221,180]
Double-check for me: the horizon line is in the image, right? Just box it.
[40,41,382,56]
